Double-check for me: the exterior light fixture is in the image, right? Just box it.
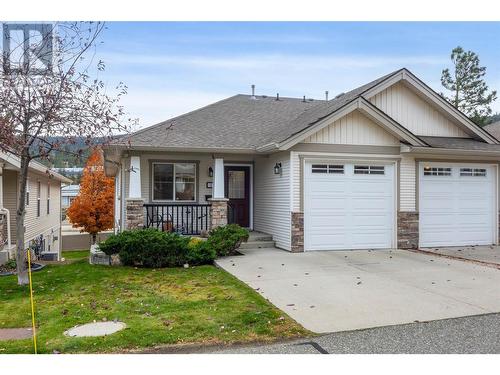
[274,162,282,175]
[208,167,213,177]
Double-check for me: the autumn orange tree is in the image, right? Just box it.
[67,148,114,244]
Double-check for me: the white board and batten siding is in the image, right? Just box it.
[303,110,400,146]
[253,152,291,251]
[369,82,470,138]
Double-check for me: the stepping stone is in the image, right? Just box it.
[0,328,33,341]
[64,321,126,337]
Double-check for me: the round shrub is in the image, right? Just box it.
[186,239,216,265]
[206,224,249,257]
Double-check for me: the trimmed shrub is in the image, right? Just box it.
[206,224,249,257]
[98,229,217,268]
[99,228,190,268]
[186,240,216,266]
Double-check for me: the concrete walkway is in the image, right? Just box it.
[0,328,32,341]
[216,247,500,333]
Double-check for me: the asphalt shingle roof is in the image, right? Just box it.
[484,121,500,142]
[419,136,500,151]
[116,69,403,150]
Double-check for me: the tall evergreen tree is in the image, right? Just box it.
[441,46,497,126]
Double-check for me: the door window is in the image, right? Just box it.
[227,170,245,199]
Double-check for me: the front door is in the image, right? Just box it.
[224,166,250,227]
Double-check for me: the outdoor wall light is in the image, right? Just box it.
[274,162,282,175]
[208,167,213,177]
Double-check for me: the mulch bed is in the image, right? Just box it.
[0,263,45,276]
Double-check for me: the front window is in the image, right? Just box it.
[153,162,196,201]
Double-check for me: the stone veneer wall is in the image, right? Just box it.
[209,199,228,229]
[397,211,419,249]
[291,212,304,252]
[125,198,145,230]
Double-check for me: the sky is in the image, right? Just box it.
[95,22,500,130]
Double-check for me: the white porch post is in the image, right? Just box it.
[128,156,142,198]
[213,158,225,199]
[125,156,144,230]
[209,157,228,229]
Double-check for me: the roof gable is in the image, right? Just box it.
[369,81,470,138]
[302,109,400,146]
[362,69,499,144]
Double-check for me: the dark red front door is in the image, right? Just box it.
[224,166,250,227]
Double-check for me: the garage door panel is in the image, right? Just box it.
[419,163,496,248]
[305,162,395,251]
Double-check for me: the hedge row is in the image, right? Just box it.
[98,224,249,268]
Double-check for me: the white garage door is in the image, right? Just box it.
[304,161,395,251]
[419,163,496,247]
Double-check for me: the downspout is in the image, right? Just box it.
[0,165,12,249]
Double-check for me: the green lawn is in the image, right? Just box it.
[0,259,308,353]
[61,250,90,260]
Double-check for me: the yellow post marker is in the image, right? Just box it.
[27,249,38,354]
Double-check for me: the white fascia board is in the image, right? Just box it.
[401,145,500,157]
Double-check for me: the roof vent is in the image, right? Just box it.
[251,84,256,99]
[302,95,306,103]
[334,92,345,99]
[276,93,280,101]
[325,90,329,101]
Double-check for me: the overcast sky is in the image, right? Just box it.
[97,22,500,130]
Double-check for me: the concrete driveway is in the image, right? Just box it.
[216,248,500,333]
[420,246,500,267]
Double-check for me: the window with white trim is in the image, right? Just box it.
[354,165,385,175]
[423,167,451,176]
[311,164,344,174]
[152,162,196,201]
[460,168,487,177]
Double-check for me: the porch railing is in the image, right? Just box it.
[144,203,211,235]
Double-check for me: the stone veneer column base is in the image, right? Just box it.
[397,211,419,249]
[208,198,229,229]
[291,212,304,253]
[125,198,145,230]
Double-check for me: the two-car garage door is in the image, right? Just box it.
[304,161,395,251]
[304,160,497,251]
[419,163,496,247]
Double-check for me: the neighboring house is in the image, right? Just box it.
[0,151,72,263]
[103,68,500,252]
[61,184,80,209]
[52,167,83,184]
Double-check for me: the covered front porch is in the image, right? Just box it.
[115,151,269,235]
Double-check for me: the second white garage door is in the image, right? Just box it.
[304,161,395,251]
[419,163,497,247]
